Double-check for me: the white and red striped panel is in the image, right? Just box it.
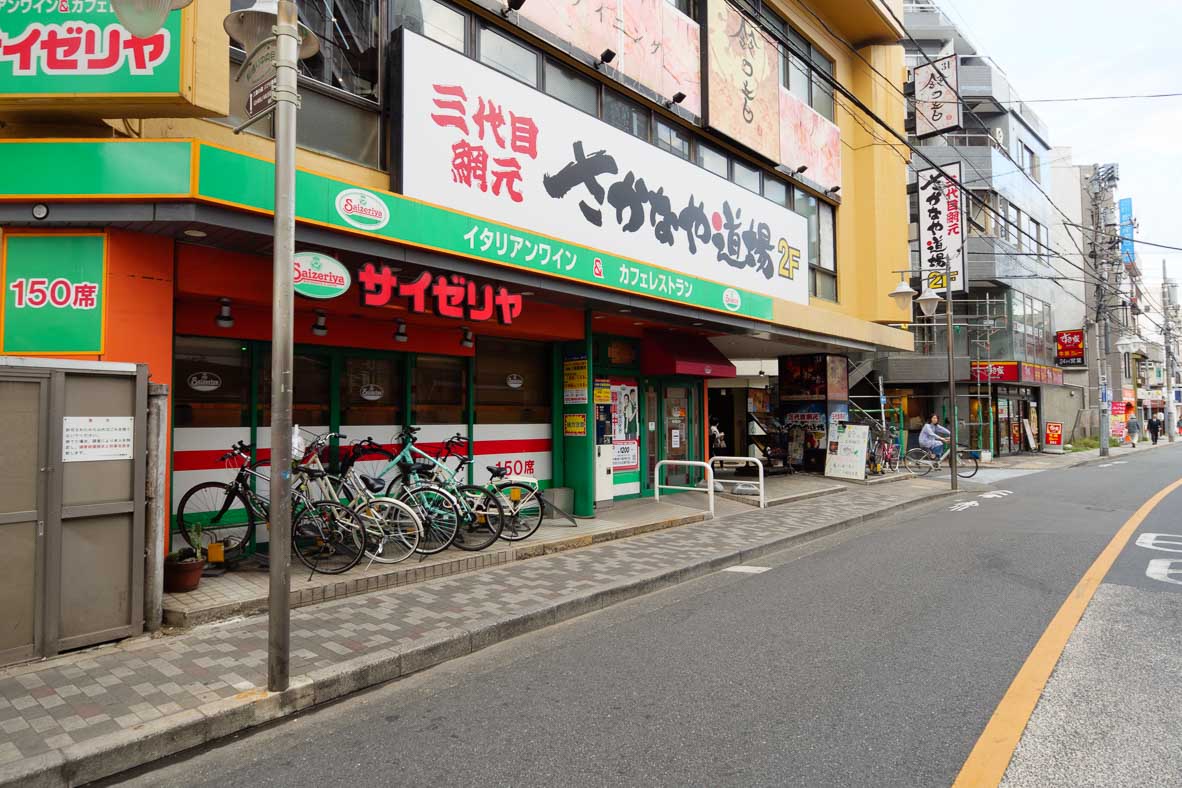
[471,423,552,485]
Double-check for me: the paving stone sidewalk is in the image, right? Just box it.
[0,479,949,786]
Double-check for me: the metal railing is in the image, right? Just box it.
[708,456,766,509]
[654,460,715,519]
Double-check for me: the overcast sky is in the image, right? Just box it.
[932,0,1182,295]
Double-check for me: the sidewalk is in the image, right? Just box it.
[986,438,1175,472]
[0,478,950,786]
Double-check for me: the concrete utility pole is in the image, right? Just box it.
[945,268,959,489]
[1089,167,1118,456]
[266,0,302,693]
[1163,261,1178,443]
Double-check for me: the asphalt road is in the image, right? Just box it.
[104,445,1182,787]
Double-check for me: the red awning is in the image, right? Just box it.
[640,335,737,378]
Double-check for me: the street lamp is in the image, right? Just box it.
[888,277,960,490]
[110,0,318,693]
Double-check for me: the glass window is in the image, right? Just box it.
[476,338,551,424]
[762,176,788,207]
[1010,204,1022,249]
[295,0,379,100]
[260,351,331,427]
[811,269,837,301]
[733,159,761,192]
[341,357,404,429]
[818,202,836,272]
[414,354,467,424]
[697,142,728,178]
[392,0,466,53]
[480,27,538,86]
[173,336,250,428]
[604,90,650,140]
[545,60,597,114]
[296,88,381,168]
[665,0,696,16]
[655,119,691,160]
[810,53,834,120]
[796,187,819,265]
[786,52,810,105]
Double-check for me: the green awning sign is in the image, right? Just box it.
[2,233,106,354]
[293,252,350,299]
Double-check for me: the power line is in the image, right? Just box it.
[996,92,1182,104]
[1064,223,1182,253]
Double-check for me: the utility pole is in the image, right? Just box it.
[1089,166,1118,456]
[1163,260,1178,443]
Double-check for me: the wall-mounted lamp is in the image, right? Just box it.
[794,165,808,175]
[501,0,525,17]
[394,318,408,343]
[216,298,234,328]
[311,310,328,337]
[826,186,841,196]
[596,48,616,69]
[665,91,687,108]
[31,203,48,220]
[461,327,475,349]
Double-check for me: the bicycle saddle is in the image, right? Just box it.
[296,467,327,479]
[360,475,385,493]
[398,460,435,474]
[487,465,509,480]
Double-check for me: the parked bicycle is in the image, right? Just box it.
[903,443,979,478]
[174,440,270,558]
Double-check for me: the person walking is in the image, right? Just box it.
[1126,413,1142,447]
[919,413,951,467]
[1149,414,1162,445]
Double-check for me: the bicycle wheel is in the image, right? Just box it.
[352,496,421,564]
[176,481,255,556]
[291,501,365,575]
[903,448,934,476]
[496,482,545,542]
[398,484,460,555]
[956,452,980,479]
[451,485,505,552]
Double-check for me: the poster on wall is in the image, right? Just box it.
[704,0,780,161]
[563,354,589,404]
[824,422,869,481]
[783,402,826,463]
[401,31,810,311]
[778,355,827,401]
[916,162,965,294]
[611,380,640,470]
[826,355,849,401]
[564,413,588,437]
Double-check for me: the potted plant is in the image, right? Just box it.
[164,523,206,593]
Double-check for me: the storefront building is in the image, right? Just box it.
[1,0,912,531]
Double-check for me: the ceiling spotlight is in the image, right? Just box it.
[311,310,328,337]
[520,291,535,296]
[596,48,616,69]
[461,327,475,349]
[665,91,687,108]
[394,318,408,343]
[692,321,704,326]
[216,298,234,328]
[618,308,631,313]
[183,228,208,238]
[501,0,525,16]
[31,203,49,220]
[794,165,808,175]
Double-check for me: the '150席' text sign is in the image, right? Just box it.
[398,29,807,314]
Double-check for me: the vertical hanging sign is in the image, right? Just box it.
[913,54,961,138]
[917,162,966,294]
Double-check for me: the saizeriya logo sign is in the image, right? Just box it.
[293,252,351,299]
[335,188,390,230]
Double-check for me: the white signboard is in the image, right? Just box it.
[914,54,961,138]
[400,31,810,306]
[917,162,966,294]
[62,416,134,462]
[824,422,869,481]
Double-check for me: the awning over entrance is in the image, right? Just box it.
[641,334,737,378]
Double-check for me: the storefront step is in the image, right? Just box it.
[716,483,848,508]
[162,497,740,630]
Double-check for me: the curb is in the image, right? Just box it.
[1,487,953,788]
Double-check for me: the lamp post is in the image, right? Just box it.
[890,277,960,491]
[111,0,318,693]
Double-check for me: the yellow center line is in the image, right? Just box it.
[953,474,1182,787]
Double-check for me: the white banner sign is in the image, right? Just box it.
[400,31,809,306]
[914,54,961,138]
[917,162,966,294]
[62,416,134,462]
[824,422,868,481]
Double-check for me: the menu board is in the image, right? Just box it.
[825,423,869,481]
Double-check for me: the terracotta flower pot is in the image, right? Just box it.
[164,559,206,593]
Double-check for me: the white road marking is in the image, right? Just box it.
[723,565,771,574]
[979,490,1014,499]
[1134,533,1182,553]
[1145,559,1182,585]
[950,501,980,512]
[1098,461,1128,467]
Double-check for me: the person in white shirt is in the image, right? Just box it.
[919,413,951,467]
